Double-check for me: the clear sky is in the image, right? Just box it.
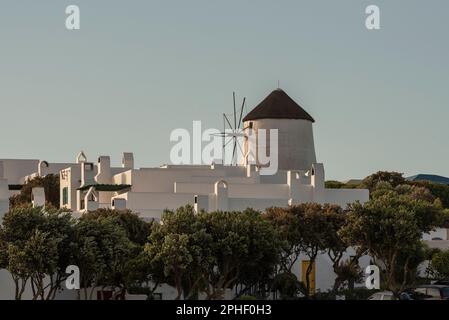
[0,0,448,180]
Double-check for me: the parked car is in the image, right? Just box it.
[407,285,449,300]
[368,291,396,300]
[433,280,449,286]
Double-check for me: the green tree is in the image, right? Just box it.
[9,174,60,208]
[234,209,281,299]
[322,206,363,292]
[340,189,444,296]
[393,242,430,286]
[198,209,280,300]
[325,181,358,189]
[82,208,151,245]
[331,260,363,292]
[325,181,345,189]
[144,205,207,300]
[298,203,343,297]
[263,206,304,273]
[271,272,305,300]
[73,214,135,300]
[361,171,405,193]
[427,250,449,280]
[144,206,280,300]
[80,209,154,299]
[409,181,449,209]
[0,205,76,300]
[265,204,344,298]
[442,209,449,228]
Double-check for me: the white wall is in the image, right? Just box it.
[423,228,448,241]
[243,119,316,171]
[0,159,39,184]
[291,249,372,294]
[115,192,195,217]
[39,162,76,177]
[0,178,9,220]
[60,165,81,210]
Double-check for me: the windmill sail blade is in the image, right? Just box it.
[221,92,247,165]
[232,139,237,165]
[223,114,233,129]
[224,138,233,147]
[237,97,246,129]
[233,92,237,129]
[210,133,227,137]
[237,139,244,156]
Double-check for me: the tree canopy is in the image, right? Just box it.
[0,205,76,299]
[9,174,60,208]
[145,206,281,300]
[340,182,445,296]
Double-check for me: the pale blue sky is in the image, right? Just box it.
[0,0,448,180]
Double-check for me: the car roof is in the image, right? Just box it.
[416,285,449,289]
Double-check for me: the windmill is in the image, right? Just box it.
[213,92,247,166]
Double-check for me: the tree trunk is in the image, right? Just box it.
[305,254,317,299]
[175,273,183,300]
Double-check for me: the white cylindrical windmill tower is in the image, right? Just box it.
[242,89,317,171]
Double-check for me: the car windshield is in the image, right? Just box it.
[369,293,381,300]
[441,288,449,298]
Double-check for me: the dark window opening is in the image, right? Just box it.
[62,187,68,205]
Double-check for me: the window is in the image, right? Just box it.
[383,293,394,300]
[249,122,253,129]
[441,288,449,299]
[412,287,430,299]
[368,293,382,300]
[427,288,441,298]
[414,288,427,295]
[62,187,68,205]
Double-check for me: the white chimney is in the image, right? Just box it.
[95,156,112,184]
[32,187,45,208]
[122,152,134,169]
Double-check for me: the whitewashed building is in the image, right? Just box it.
[58,89,369,220]
[0,89,447,299]
[2,90,369,221]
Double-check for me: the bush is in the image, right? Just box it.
[271,272,306,299]
[314,288,375,300]
[238,295,258,300]
[9,174,59,208]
